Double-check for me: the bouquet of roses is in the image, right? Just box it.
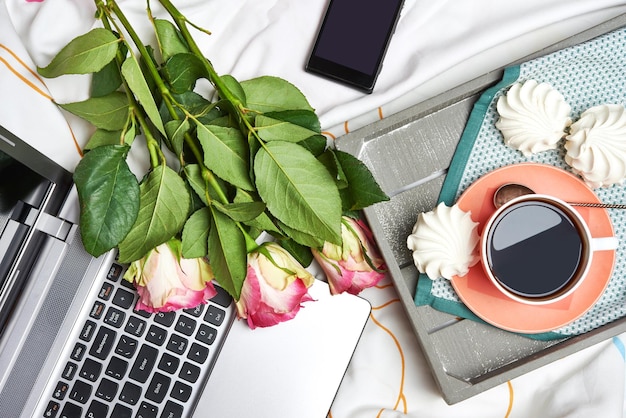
[38,0,388,328]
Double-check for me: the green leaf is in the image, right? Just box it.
[334,150,389,211]
[240,76,314,113]
[212,201,266,222]
[163,53,206,94]
[255,115,319,143]
[37,28,119,78]
[118,165,191,262]
[318,149,348,189]
[254,141,342,244]
[220,75,246,105]
[160,91,220,125]
[280,239,314,268]
[91,58,122,98]
[299,134,328,157]
[84,129,122,150]
[276,220,325,248]
[234,189,282,234]
[196,123,254,191]
[209,208,247,299]
[183,164,226,206]
[165,118,190,156]
[154,19,189,61]
[73,145,139,257]
[121,55,166,135]
[182,207,211,258]
[59,92,129,131]
[184,164,209,205]
[264,110,321,132]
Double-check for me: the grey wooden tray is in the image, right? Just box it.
[336,14,626,405]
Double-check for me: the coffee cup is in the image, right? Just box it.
[480,194,618,305]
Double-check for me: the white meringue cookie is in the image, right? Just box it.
[565,104,626,188]
[407,202,480,280]
[495,80,572,156]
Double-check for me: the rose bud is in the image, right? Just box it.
[123,239,217,313]
[236,242,315,329]
[313,216,385,295]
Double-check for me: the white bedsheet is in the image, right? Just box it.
[3,1,626,416]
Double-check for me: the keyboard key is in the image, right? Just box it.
[69,380,92,404]
[43,400,60,418]
[106,263,123,282]
[158,353,180,374]
[195,324,217,345]
[119,381,142,405]
[133,307,151,318]
[115,335,138,358]
[161,400,184,418]
[79,358,102,382]
[183,304,204,317]
[89,327,117,360]
[86,400,108,418]
[170,381,192,403]
[145,372,171,403]
[178,362,200,383]
[112,288,135,309]
[79,321,97,342]
[103,307,126,328]
[111,404,132,418]
[204,305,226,326]
[95,378,118,402]
[105,356,128,380]
[146,325,167,346]
[166,334,188,355]
[136,401,159,418]
[59,401,82,418]
[89,301,105,320]
[187,342,209,364]
[124,316,147,337]
[175,315,197,336]
[129,344,158,383]
[52,381,69,400]
[154,312,176,327]
[61,362,78,380]
[98,282,114,301]
[70,343,87,362]
[210,285,232,307]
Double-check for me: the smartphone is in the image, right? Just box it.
[306,0,405,93]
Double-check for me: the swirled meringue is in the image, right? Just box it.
[407,202,480,280]
[565,104,626,188]
[495,80,572,156]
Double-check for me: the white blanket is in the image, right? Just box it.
[3,1,626,416]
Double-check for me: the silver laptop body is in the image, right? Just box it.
[0,124,236,418]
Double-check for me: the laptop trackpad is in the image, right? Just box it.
[199,279,371,418]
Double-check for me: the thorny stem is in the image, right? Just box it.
[97,1,163,167]
[100,0,258,248]
[156,0,261,141]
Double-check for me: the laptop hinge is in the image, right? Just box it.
[31,211,72,241]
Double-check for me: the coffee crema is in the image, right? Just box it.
[485,201,584,298]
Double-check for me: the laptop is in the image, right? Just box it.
[0,124,372,418]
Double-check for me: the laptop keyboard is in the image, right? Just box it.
[41,260,235,418]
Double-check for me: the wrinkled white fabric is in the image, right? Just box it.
[2,1,626,417]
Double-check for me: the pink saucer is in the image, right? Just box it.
[451,163,616,334]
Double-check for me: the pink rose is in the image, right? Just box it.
[313,216,385,295]
[236,242,315,329]
[123,239,217,313]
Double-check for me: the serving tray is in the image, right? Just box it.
[336,14,626,404]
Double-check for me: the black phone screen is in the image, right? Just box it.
[306,0,404,93]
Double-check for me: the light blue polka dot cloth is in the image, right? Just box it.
[414,26,626,340]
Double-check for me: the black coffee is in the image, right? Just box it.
[486,201,584,298]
